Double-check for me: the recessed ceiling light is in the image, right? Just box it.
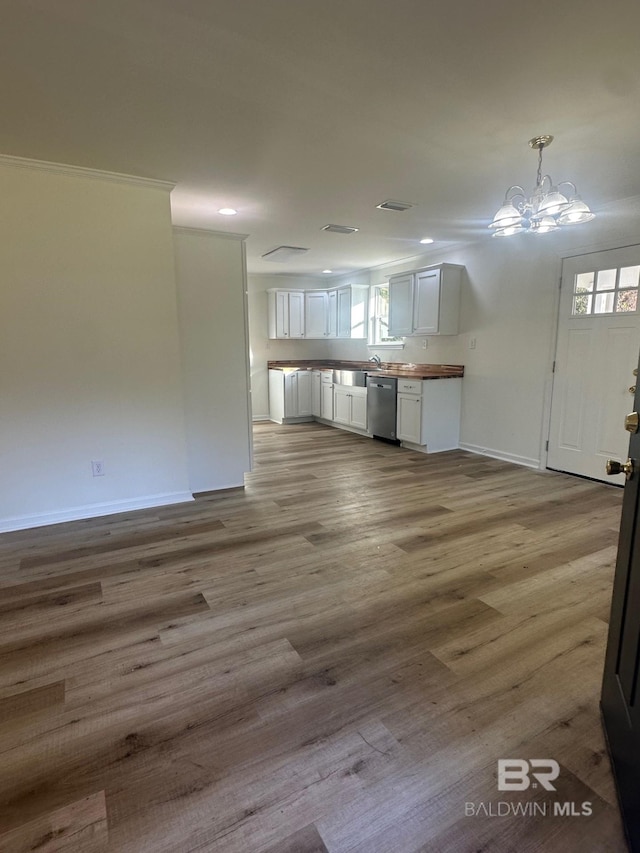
[218,208,238,216]
[322,269,332,274]
[420,237,434,244]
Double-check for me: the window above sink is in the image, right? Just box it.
[369,283,404,349]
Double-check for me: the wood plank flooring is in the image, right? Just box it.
[0,421,629,852]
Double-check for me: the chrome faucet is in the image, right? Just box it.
[369,355,382,366]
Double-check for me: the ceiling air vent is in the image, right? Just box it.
[321,224,359,234]
[261,245,310,262]
[376,200,414,212]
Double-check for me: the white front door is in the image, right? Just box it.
[548,246,640,483]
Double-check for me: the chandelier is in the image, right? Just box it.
[489,135,595,237]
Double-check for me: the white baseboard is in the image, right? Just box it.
[458,442,541,470]
[252,415,271,422]
[0,491,194,534]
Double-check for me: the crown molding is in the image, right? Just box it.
[0,153,175,190]
[173,225,249,241]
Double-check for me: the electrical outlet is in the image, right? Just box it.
[91,460,105,477]
[422,338,428,350]
[469,337,477,350]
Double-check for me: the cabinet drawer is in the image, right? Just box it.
[320,370,333,384]
[398,380,422,395]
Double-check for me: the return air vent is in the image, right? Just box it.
[321,224,359,234]
[376,200,414,212]
[261,245,309,262]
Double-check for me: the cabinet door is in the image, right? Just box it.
[413,269,441,335]
[284,373,297,416]
[421,378,462,451]
[349,286,369,339]
[337,288,351,338]
[397,394,422,443]
[288,292,305,338]
[321,383,334,420]
[296,371,313,415]
[333,388,351,424]
[350,392,368,430]
[305,291,327,338]
[276,291,290,338]
[388,273,414,336]
[327,290,338,338]
[268,369,285,422]
[311,371,321,417]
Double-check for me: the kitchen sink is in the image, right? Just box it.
[332,369,368,387]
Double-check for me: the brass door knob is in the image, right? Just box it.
[630,385,637,395]
[634,368,638,377]
[625,412,640,434]
[606,458,634,479]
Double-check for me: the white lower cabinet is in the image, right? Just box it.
[396,378,461,451]
[397,392,422,443]
[269,369,314,423]
[311,370,321,417]
[270,367,460,450]
[350,391,368,430]
[321,376,334,420]
[333,386,368,431]
[333,388,351,424]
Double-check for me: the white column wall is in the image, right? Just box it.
[0,159,191,531]
[174,228,252,492]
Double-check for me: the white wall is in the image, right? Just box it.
[174,228,252,491]
[0,157,191,531]
[248,198,640,468]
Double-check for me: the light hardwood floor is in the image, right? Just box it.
[0,422,629,852]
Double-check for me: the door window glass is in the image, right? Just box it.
[572,265,639,316]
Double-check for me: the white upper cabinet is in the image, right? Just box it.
[305,290,329,338]
[337,284,369,339]
[327,290,338,338]
[387,273,414,337]
[268,289,306,339]
[269,284,369,339]
[388,264,463,336]
[288,291,305,338]
[413,268,441,335]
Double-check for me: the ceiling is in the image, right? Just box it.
[2,0,639,275]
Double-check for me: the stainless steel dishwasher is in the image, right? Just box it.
[366,374,399,442]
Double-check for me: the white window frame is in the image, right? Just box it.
[368,283,404,349]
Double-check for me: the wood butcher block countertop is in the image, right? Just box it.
[267,360,464,379]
